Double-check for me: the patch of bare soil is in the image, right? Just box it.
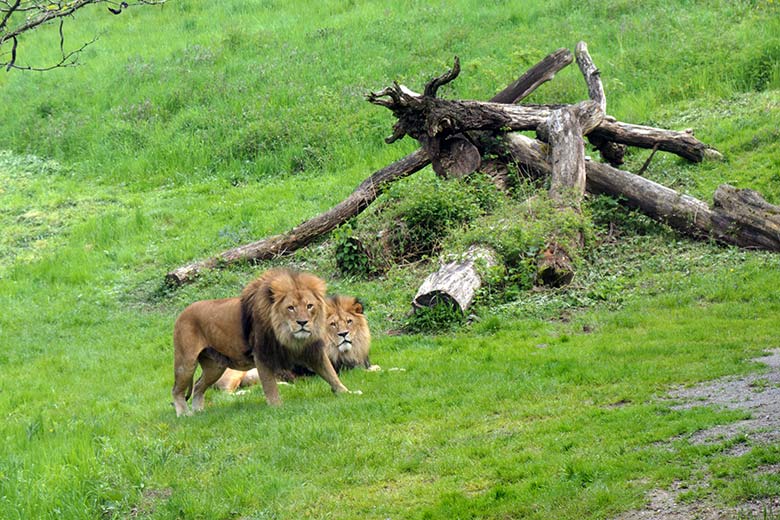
[614,350,780,520]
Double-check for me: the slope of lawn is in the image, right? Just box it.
[0,0,778,518]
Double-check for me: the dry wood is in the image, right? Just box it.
[504,134,780,251]
[428,49,573,179]
[370,72,717,163]
[413,245,498,313]
[546,100,604,202]
[431,135,482,179]
[574,41,605,113]
[490,48,573,104]
[574,40,627,166]
[590,120,722,163]
[167,49,573,285]
[166,149,431,285]
[540,100,603,286]
[710,185,780,250]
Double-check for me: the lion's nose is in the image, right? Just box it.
[296,320,308,327]
[338,331,348,338]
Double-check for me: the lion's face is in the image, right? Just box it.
[326,295,369,354]
[267,271,328,348]
[277,291,323,340]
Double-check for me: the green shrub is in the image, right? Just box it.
[447,193,593,303]
[336,172,498,274]
[405,301,466,333]
[332,223,373,277]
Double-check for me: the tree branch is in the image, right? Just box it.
[1,0,165,71]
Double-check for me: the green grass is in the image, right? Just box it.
[1,0,780,518]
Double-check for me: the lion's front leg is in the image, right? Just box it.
[312,351,350,395]
[253,359,282,406]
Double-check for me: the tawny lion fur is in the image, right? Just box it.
[215,294,373,392]
[171,268,349,416]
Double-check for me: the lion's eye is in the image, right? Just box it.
[287,305,295,312]
[347,319,353,325]
[330,322,336,328]
[307,303,314,310]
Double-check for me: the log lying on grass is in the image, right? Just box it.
[504,134,780,251]
[166,48,574,286]
[412,245,498,313]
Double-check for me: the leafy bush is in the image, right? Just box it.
[334,172,499,275]
[332,223,373,277]
[447,193,593,302]
[404,301,466,333]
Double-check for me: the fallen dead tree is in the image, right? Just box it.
[166,48,574,286]
[167,42,775,314]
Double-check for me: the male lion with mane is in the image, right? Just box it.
[215,294,374,392]
[171,268,350,416]
[214,295,380,392]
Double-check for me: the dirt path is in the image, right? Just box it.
[615,350,780,520]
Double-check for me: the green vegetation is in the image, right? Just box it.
[1,0,779,518]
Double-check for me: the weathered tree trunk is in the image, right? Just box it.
[538,100,603,286]
[574,40,627,166]
[413,245,498,313]
[167,49,574,285]
[589,120,722,163]
[369,69,718,163]
[710,185,780,250]
[490,48,573,104]
[545,100,604,202]
[504,134,780,251]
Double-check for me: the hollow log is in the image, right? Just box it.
[413,245,498,313]
[504,134,780,251]
[166,49,573,285]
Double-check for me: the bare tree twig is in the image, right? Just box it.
[0,0,165,71]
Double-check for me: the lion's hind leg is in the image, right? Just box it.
[172,357,197,417]
[172,318,207,417]
[191,355,227,412]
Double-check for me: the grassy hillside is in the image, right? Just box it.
[1,0,779,518]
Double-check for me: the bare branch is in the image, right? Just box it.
[1,0,165,71]
[0,0,20,33]
[423,56,460,98]
[3,35,97,71]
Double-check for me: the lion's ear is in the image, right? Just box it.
[265,285,275,304]
[353,299,365,314]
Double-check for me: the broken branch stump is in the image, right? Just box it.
[539,100,603,286]
[574,40,627,166]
